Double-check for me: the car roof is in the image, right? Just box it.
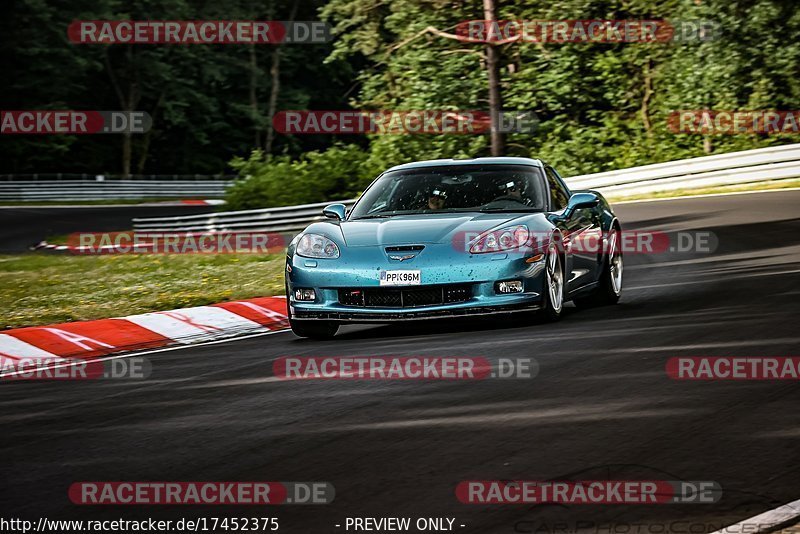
[385,157,545,172]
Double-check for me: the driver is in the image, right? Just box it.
[499,178,525,200]
[426,186,448,210]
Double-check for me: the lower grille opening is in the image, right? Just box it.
[338,284,472,308]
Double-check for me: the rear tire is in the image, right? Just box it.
[574,226,622,308]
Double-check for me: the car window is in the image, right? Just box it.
[349,164,548,218]
[545,166,570,211]
[363,175,396,214]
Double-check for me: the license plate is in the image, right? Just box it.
[380,270,421,286]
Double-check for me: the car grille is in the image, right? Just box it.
[338,284,472,308]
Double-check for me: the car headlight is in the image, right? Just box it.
[469,225,530,254]
[296,233,340,259]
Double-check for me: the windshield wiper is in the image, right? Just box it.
[352,214,393,220]
[478,207,538,213]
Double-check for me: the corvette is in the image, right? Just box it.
[285,157,622,338]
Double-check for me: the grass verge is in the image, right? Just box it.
[0,253,286,330]
[607,178,800,202]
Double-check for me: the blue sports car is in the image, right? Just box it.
[285,157,622,338]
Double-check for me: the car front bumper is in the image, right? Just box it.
[291,299,541,322]
[286,251,546,323]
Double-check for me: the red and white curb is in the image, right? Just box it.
[0,296,288,373]
[176,199,226,206]
[31,241,70,251]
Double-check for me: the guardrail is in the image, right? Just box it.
[0,180,234,201]
[133,143,800,234]
[134,200,359,234]
[567,143,800,196]
[0,174,234,181]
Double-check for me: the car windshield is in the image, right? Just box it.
[349,164,547,219]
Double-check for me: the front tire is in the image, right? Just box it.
[289,319,339,339]
[539,243,564,322]
[285,278,339,339]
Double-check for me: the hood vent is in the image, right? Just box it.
[385,245,425,253]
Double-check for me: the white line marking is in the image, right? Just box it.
[626,268,800,291]
[710,497,800,534]
[181,376,286,389]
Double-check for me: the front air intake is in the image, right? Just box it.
[338,284,472,308]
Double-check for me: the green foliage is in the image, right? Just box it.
[1,0,350,175]
[320,0,800,178]
[226,145,375,209]
[4,0,800,205]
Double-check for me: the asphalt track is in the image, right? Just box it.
[1,190,799,532]
[0,205,213,252]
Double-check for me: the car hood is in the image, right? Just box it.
[336,212,549,247]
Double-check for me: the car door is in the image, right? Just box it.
[544,165,601,292]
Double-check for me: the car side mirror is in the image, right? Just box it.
[322,203,347,221]
[561,192,599,218]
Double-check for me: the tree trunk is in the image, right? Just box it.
[105,46,139,177]
[249,43,261,149]
[641,58,653,135]
[264,46,280,156]
[483,0,505,156]
[136,92,165,174]
[122,132,132,177]
[264,1,299,156]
